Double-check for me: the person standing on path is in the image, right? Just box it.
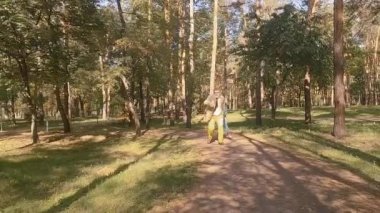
[204,90,225,144]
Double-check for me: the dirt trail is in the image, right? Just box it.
[152,130,380,213]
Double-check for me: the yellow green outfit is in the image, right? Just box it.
[208,114,224,144]
[204,94,225,144]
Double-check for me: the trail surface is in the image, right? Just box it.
[152,130,380,213]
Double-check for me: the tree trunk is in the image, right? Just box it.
[186,0,195,128]
[10,94,16,125]
[55,86,71,133]
[79,95,85,118]
[115,0,126,32]
[256,60,264,126]
[164,0,175,126]
[178,0,187,123]
[332,0,347,138]
[106,86,111,118]
[307,0,319,18]
[17,58,39,143]
[344,73,351,107]
[120,75,141,136]
[63,82,71,119]
[139,77,146,124]
[100,55,108,120]
[304,66,312,124]
[270,86,276,120]
[304,0,319,123]
[209,0,218,93]
[248,82,253,109]
[374,26,379,105]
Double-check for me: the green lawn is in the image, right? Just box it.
[0,106,379,211]
[0,123,198,212]
[226,106,380,185]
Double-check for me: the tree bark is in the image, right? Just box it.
[106,86,111,118]
[63,82,71,119]
[100,55,108,120]
[55,86,71,133]
[17,58,38,143]
[178,0,187,123]
[78,95,85,117]
[10,94,16,125]
[304,0,319,124]
[185,0,195,128]
[248,82,253,109]
[332,0,347,138]
[304,66,312,123]
[138,77,146,124]
[270,86,276,120]
[256,60,264,126]
[115,0,126,32]
[209,0,218,93]
[164,0,175,126]
[374,26,379,105]
[120,75,141,136]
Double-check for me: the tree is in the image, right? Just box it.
[332,0,347,138]
[209,0,219,93]
[185,0,195,128]
[0,1,41,143]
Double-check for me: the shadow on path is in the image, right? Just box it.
[162,130,380,213]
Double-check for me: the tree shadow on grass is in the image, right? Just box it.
[299,130,380,164]
[43,133,177,213]
[228,117,312,132]
[125,163,197,212]
[269,132,380,187]
[238,133,380,196]
[0,131,177,211]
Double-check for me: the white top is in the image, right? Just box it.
[213,98,223,116]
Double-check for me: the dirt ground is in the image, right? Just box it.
[151,130,380,213]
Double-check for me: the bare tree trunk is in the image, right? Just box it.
[10,94,16,125]
[121,75,141,136]
[256,60,264,126]
[331,85,334,106]
[178,0,187,123]
[138,77,146,124]
[100,55,108,120]
[332,0,347,138]
[55,86,71,133]
[307,0,319,17]
[79,95,85,117]
[63,82,71,119]
[209,0,218,93]
[106,86,111,118]
[374,26,379,105]
[304,0,319,124]
[270,86,276,120]
[115,0,126,32]
[186,0,195,128]
[344,73,351,107]
[304,66,312,123]
[17,58,39,143]
[115,0,141,136]
[248,82,253,109]
[164,0,175,126]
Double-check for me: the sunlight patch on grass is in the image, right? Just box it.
[262,129,380,183]
[1,130,198,212]
[64,140,198,212]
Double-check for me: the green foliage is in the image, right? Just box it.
[242,4,332,88]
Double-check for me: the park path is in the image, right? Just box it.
[151,130,380,213]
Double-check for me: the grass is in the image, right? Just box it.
[226,106,380,185]
[0,106,379,211]
[0,122,198,212]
